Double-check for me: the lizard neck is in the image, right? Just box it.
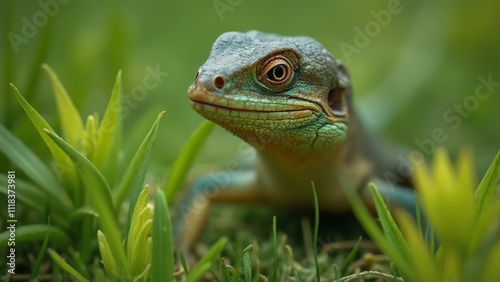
[255,105,368,169]
[256,144,343,170]
[252,109,375,211]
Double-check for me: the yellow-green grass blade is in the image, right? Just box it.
[165,120,215,204]
[151,188,174,281]
[187,236,228,282]
[84,114,98,162]
[115,112,164,236]
[42,64,84,148]
[127,185,153,276]
[369,184,411,260]
[9,84,79,197]
[97,230,120,280]
[342,181,415,280]
[184,263,211,282]
[114,111,165,212]
[44,129,127,274]
[473,149,500,216]
[48,249,89,282]
[397,212,441,282]
[93,71,123,175]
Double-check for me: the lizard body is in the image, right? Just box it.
[177,30,415,251]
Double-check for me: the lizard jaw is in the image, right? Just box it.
[188,85,321,122]
[188,84,348,155]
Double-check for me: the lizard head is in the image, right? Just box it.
[188,31,352,158]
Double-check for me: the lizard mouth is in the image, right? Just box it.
[188,86,321,120]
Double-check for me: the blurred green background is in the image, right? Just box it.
[1,0,499,180]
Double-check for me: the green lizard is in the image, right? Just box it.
[176,30,416,253]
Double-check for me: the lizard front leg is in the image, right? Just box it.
[173,170,264,259]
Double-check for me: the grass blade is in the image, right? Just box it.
[311,182,321,282]
[368,183,410,260]
[114,111,165,242]
[30,222,50,280]
[271,216,278,282]
[339,237,362,277]
[68,247,91,278]
[0,224,70,247]
[179,251,189,276]
[42,64,84,147]
[44,129,127,274]
[10,83,79,187]
[164,120,215,203]
[93,258,107,282]
[185,262,211,282]
[43,129,113,211]
[97,230,119,279]
[473,149,500,216]
[0,174,69,228]
[342,180,414,279]
[397,212,441,282]
[469,200,500,255]
[0,121,72,211]
[69,206,99,221]
[114,111,165,213]
[333,264,340,280]
[188,236,228,281]
[151,188,174,281]
[242,245,253,282]
[48,249,89,282]
[93,71,122,174]
[83,115,98,161]
[52,258,61,281]
[127,186,153,275]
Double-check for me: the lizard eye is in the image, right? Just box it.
[258,55,295,91]
[267,64,287,81]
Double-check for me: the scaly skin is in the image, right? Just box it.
[176,30,415,253]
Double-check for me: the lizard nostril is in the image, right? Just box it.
[213,75,225,90]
